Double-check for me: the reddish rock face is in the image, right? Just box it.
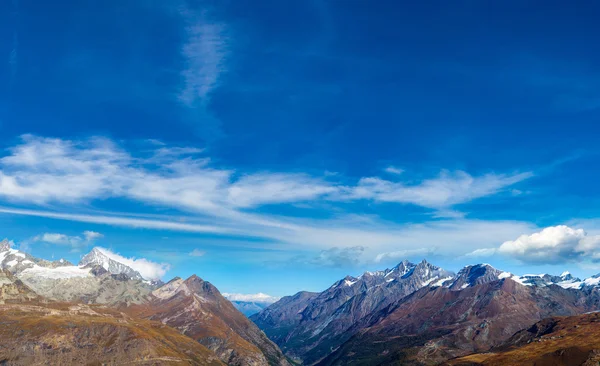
[129,275,290,366]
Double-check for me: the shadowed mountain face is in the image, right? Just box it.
[447,312,600,366]
[129,275,290,366]
[251,260,454,364]
[318,279,600,365]
[252,260,600,365]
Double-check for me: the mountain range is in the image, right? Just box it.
[251,260,600,365]
[0,239,289,365]
[3,236,600,365]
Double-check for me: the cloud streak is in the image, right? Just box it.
[0,135,538,260]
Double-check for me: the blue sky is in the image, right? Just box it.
[1,1,600,297]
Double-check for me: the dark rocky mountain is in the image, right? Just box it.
[319,276,600,365]
[253,260,600,365]
[252,260,454,364]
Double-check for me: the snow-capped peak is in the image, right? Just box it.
[0,239,11,252]
[79,247,144,280]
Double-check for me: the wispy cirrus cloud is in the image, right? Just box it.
[0,135,536,261]
[177,6,229,141]
[346,170,533,210]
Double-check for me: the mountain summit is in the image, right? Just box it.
[79,247,144,281]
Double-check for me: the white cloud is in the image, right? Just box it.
[32,230,103,250]
[222,292,280,304]
[0,135,539,261]
[189,249,206,257]
[464,248,498,258]
[498,225,600,264]
[95,247,169,280]
[375,247,436,263]
[348,170,532,209]
[384,166,404,175]
[83,231,103,241]
[178,15,228,108]
[227,173,336,208]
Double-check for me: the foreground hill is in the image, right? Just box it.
[447,312,600,365]
[0,302,223,365]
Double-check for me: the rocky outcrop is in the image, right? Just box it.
[0,269,39,303]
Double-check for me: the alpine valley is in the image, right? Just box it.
[2,237,600,365]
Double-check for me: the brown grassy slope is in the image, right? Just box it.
[446,312,600,366]
[0,302,224,366]
[128,275,290,365]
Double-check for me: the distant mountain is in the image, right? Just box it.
[224,293,280,317]
[448,312,600,365]
[79,247,144,280]
[252,260,600,365]
[230,300,273,317]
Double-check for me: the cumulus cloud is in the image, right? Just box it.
[498,225,600,264]
[222,292,279,303]
[32,230,103,250]
[189,249,206,257]
[95,247,169,280]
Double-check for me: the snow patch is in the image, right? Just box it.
[432,276,453,287]
[498,272,512,279]
[21,265,92,279]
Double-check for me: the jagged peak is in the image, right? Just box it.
[450,263,504,290]
[0,239,11,252]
